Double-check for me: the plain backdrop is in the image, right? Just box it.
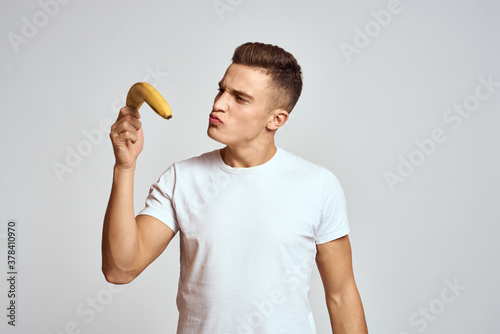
[1,0,499,333]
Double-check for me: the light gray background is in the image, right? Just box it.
[1,0,499,333]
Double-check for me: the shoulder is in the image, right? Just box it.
[174,149,220,170]
[154,149,220,184]
[278,148,336,177]
[278,148,344,191]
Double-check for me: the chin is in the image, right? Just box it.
[207,126,227,145]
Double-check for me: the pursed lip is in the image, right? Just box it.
[209,112,223,124]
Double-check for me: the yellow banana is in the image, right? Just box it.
[126,82,172,119]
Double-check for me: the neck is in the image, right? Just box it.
[220,142,277,168]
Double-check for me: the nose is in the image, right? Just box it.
[213,90,228,112]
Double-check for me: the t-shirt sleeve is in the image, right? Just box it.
[137,164,179,234]
[315,167,350,244]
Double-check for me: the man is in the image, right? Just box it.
[102,42,368,333]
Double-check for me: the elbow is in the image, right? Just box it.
[103,273,133,285]
[102,266,136,285]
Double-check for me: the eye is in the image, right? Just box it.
[217,87,224,94]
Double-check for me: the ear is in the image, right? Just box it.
[266,109,289,131]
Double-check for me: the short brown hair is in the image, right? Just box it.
[232,42,302,113]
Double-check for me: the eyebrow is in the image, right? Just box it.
[218,81,254,101]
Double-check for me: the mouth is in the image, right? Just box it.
[209,113,223,124]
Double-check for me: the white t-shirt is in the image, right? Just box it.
[138,147,350,333]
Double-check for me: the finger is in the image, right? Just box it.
[120,115,142,130]
[111,116,142,135]
[110,129,138,144]
[111,122,140,140]
[118,106,141,120]
[120,130,139,144]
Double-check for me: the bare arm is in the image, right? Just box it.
[101,107,175,284]
[316,235,368,333]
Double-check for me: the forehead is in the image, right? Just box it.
[220,63,270,94]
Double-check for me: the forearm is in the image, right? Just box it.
[101,165,141,283]
[326,285,368,334]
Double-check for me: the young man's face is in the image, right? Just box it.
[207,63,279,147]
